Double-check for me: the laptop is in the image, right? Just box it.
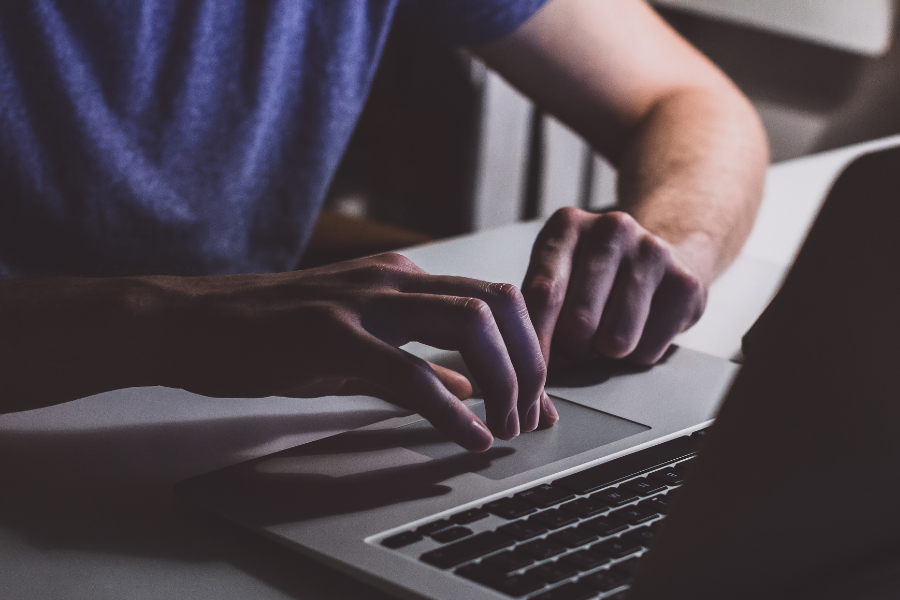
[177,146,900,600]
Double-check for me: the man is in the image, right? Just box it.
[0,0,767,452]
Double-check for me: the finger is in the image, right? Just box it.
[629,268,705,365]
[355,333,494,452]
[400,278,546,434]
[521,207,586,365]
[554,213,633,360]
[429,362,473,400]
[307,363,471,404]
[364,293,521,440]
[538,391,559,429]
[593,240,668,358]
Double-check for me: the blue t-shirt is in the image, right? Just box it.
[0,0,547,277]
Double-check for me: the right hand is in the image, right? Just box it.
[155,253,556,451]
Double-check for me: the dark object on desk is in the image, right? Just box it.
[629,146,900,599]
[298,210,433,268]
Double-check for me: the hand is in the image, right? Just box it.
[522,207,708,368]
[157,253,556,452]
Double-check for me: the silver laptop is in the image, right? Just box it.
[177,146,900,600]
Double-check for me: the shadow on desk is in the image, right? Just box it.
[0,398,402,600]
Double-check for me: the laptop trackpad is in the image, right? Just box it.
[404,399,649,480]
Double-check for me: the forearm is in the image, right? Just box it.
[613,85,768,287]
[0,255,556,449]
[475,0,768,285]
[0,276,169,412]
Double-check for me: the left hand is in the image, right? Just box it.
[522,207,708,369]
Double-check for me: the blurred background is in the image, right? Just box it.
[302,0,900,268]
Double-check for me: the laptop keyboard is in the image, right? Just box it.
[379,431,706,600]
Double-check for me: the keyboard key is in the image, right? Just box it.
[420,531,515,569]
[497,520,548,541]
[581,567,632,591]
[582,515,628,537]
[639,496,669,515]
[648,467,683,486]
[609,505,657,525]
[560,497,609,518]
[493,573,546,597]
[613,557,641,576]
[549,525,599,548]
[527,561,579,583]
[606,591,631,600]
[593,487,639,507]
[416,519,453,535]
[485,498,538,520]
[481,550,534,573]
[455,564,505,586]
[531,509,579,530]
[532,581,598,600]
[516,484,575,509]
[622,526,655,547]
[455,565,546,596]
[452,508,490,524]
[561,548,611,571]
[622,477,667,496]
[519,538,569,560]
[674,457,694,473]
[592,538,643,559]
[381,531,423,549]
[431,526,473,543]
[555,436,698,494]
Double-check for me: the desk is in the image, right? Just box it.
[1,135,899,600]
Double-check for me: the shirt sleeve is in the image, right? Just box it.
[394,0,551,47]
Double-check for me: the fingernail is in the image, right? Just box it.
[524,401,540,432]
[469,419,493,451]
[542,392,559,422]
[506,410,520,438]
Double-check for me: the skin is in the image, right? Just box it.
[0,0,767,451]
[476,0,768,368]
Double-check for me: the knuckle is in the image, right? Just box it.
[671,269,707,324]
[637,235,670,265]
[523,277,564,309]
[355,254,421,285]
[374,252,422,275]
[616,256,654,289]
[601,332,637,359]
[487,282,524,307]
[376,252,411,268]
[673,268,704,301]
[560,307,595,336]
[546,206,584,235]
[587,211,637,250]
[456,296,493,325]
[604,211,637,235]
[605,212,640,245]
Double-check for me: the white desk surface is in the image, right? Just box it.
[2,135,899,600]
[652,0,894,57]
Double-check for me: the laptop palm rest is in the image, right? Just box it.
[179,398,648,527]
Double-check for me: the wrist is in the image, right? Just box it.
[0,275,189,411]
[108,275,188,390]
